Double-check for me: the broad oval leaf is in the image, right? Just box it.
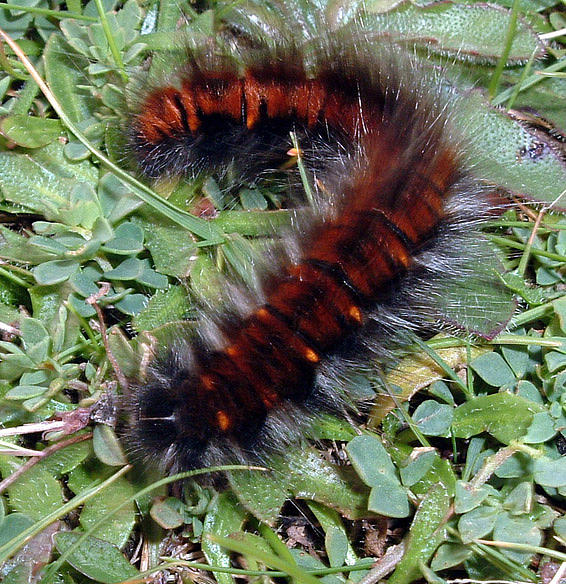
[368,475,410,518]
[0,115,63,148]
[33,260,80,285]
[0,457,63,521]
[54,532,139,584]
[78,475,136,549]
[346,434,398,486]
[452,393,544,444]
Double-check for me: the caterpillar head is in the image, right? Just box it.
[120,348,211,474]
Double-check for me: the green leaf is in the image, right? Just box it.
[69,269,100,297]
[554,516,566,540]
[552,296,566,332]
[501,344,529,378]
[388,484,451,584]
[136,263,169,289]
[150,497,186,529]
[533,455,566,487]
[212,209,292,236]
[515,380,544,404]
[495,452,532,479]
[470,352,516,387]
[0,352,35,381]
[431,543,473,571]
[288,549,342,584]
[405,450,457,498]
[101,222,144,255]
[92,216,114,243]
[309,414,358,441]
[288,449,374,519]
[0,513,34,548]
[458,505,501,543]
[54,532,139,583]
[114,293,147,315]
[131,286,190,332]
[65,141,91,161]
[212,531,321,584]
[452,393,544,444]
[500,271,550,306]
[0,141,97,221]
[29,235,69,256]
[503,482,532,515]
[372,345,490,426]
[68,293,96,318]
[412,400,453,437]
[0,457,63,521]
[98,173,144,223]
[544,350,566,373]
[93,425,127,467]
[21,317,49,346]
[0,225,54,265]
[140,219,198,278]
[202,492,247,584]
[3,563,32,584]
[307,501,360,568]
[0,115,63,149]
[399,450,439,488]
[454,481,493,514]
[346,434,398,486]
[458,93,566,205]
[362,2,543,63]
[33,260,80,285]
[368,474,410,518]
[0,0,33,38]
[104,257,144,280]
[240,188,268,210]
[78,476,136,549]
[523,411,557,444]
[221,234,261,289]
[492,515,542,564]
[324,525,348,567]
[428,381,454,405]
[230,449,371,524]
[227,468,289,525]
[190,252,223,303]
[26,337,51,364]
[5,384,46,400]
[44,35,98,124]
[39,439,92,478]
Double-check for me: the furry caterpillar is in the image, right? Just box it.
[121,36,506,475]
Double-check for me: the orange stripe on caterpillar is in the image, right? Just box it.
[133,65,383,147]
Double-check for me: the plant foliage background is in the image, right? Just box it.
[0,0,565,583]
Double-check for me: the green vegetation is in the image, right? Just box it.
[0,1,565,583]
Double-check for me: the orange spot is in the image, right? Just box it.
[261,393,278,408]
[226,345,239,357]
[244,74,262,129]
[349,306,362,323]
[304,348,319,363]
[256,308,270,319]
[397,249,412,268]
[216,411,231,431]
[201,375,215,391]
